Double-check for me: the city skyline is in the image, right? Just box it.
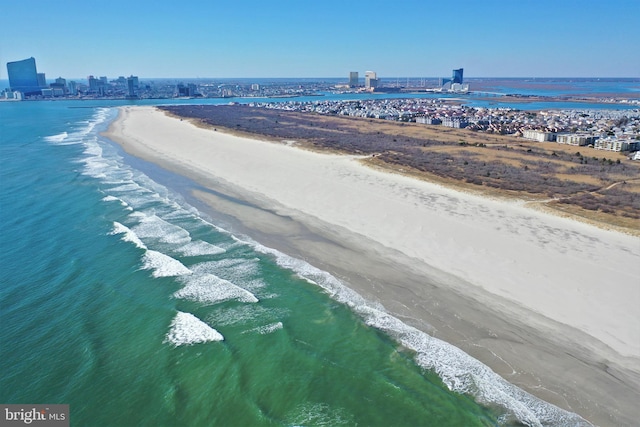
[1,0,639,79]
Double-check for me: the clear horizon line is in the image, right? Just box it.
[105,75,640,79]
[1,75,639,82]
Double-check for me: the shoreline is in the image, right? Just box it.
[104,106,640,426]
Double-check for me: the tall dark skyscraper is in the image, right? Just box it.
[7,57,41,95]
[452,68,464,84]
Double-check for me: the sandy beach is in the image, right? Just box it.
[105,106,640,426]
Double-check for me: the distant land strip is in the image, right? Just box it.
[159,104,640,235]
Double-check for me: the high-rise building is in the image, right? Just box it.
[68,81,78,96]
[440,68,467,92]
[37,73,47,88]
[452,68,463,84]
[88,75,99,92]
[128,75,139,89]
[127,76,138,98]
[365,71,378,90]
[349,71,359,88]
[7,57,41,95]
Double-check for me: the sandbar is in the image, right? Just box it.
[105,106,640,426]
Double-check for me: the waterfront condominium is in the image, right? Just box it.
[7,57,41,95]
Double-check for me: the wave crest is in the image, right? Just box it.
[165,311,224,346]
[174,273,258,304]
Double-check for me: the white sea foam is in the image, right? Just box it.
[110,180,180,213]
[80,140,120,179]
[161,204,203,222]
[190,258,269,297]
[110,221,147,249]
[112,220,193,279]
[165,311,224,346]
[107,183,146,195]
[82,138,103,157]
[191,257,261,283]
[174,273,258,304]
[285,403,353,427]
[193,257,259,274]
[48,108,111,149]
[177,240,226,257]
[243,322,283,335]
[198,257,254,270]
[100,167,134,184]
[80,108,109,135]
[142,250,191,277]
[238,278,270,296]
[103,176,165,209]
[252,242,371,309]
[207,304,289,328]
[102,195,131,209]
[117,194,158,211]
[44,132,69,143]
[131,213,191,246]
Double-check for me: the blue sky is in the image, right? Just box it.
[1,0,638,79]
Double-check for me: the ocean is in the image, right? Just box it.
[0,89,614,426]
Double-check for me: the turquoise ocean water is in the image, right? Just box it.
[0,95,603,426]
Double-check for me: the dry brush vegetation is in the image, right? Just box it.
[160,105,640,232]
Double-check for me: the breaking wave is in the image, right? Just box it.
[165,311,224,346]
[174,272,258,305]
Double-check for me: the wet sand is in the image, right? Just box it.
[105,106,640,426]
